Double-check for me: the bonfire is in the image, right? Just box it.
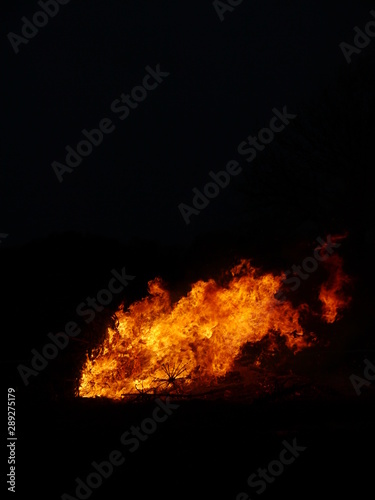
[79,239,351,400]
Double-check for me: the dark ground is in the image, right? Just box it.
[12,393,375,499]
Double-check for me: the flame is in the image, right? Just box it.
[319,254,352,323]
[79,254,351,400]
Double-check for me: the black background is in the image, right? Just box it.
[2,1,375,499]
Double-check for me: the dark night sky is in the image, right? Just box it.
[1,0,373,248]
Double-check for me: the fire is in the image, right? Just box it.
[79,254,351,400]
[319,254,352,323]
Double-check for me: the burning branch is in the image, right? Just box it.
[153,362,190,394]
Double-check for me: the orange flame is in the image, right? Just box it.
[78,249,352,400]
